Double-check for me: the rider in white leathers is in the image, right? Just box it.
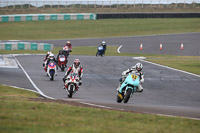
[117,62,144,93]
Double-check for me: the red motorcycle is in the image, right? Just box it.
[58,54,67,71]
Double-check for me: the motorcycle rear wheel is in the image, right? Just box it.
[117,93,123,103]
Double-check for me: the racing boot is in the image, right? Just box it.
[136,84,143,93]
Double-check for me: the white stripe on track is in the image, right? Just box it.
[117,45,122,53]
[2,84,40,94]
[14,56,54,99]
[135,58,200,78]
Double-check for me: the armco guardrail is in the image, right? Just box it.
[0,42,53,51]
[0,13,96,22]
[96,13,200,19]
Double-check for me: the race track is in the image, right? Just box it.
[17,32,200,56]
[1,33,200,119]
[13,54,200,119]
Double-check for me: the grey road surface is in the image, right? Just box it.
[4,32,199,56]
[14,55,200,119]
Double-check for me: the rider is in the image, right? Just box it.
[57,49,64,61]
[66,41,72,51]
[44,51,51,61]
[100,41,107,55]
[63,59,83,89]
[117,62,144,93]
[45,53,57,71]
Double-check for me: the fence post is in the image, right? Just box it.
[142,0,144,8]
[87,1,89,8]
[13,1,15,9]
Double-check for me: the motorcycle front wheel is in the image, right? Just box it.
[124,88,132,103]
[68,85,74,98]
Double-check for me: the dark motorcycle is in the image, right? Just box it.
[96,45,104,57]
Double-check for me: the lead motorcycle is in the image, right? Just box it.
[47,60,57,81]
[117,73,140,103]
[96,45,104,57]
[64,73,80,98]
[58,54,67,71]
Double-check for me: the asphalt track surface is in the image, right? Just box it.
[8,32,200,56]
[1,33,200,119]
[11,54,200,119]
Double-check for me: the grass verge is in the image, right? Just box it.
[0,45,200,75]
[0,84,200,133]
[0,18,200,40]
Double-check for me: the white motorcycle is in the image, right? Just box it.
[64,73,80,98]
[47,60,57,81]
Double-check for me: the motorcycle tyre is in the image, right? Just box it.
[124,88,132,103]
[50,73,54,81]
[61,64,65,72]
[117,93,123,103]
[68,85,73,98]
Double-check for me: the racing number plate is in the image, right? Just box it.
[131,75,137,81]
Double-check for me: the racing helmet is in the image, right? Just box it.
[135,62,143,72]
[49,54,54,60]
[47,51,51,55]
[66,41,71,45]
[74,59,80,68]
[101,41,106,46]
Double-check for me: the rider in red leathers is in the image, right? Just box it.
[66,41,72,51]
[63,59,83,89]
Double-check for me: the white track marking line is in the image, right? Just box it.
[136,58,200,78]
[2,84,40,94]
[117,45,122,53]
[14,56,54,99]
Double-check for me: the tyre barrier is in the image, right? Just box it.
[0,42,53,51]
[0,13,96,22]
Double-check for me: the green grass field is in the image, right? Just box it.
[0,18,200,132]
[0,18,200,40]
[1,84,200,133]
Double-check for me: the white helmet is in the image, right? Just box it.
[135,62,143,72]
[102,41,106,45]
[49,54,54,60]
[47,51,50,55]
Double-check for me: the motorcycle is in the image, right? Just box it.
[64,73,80,98]
[117,73,140,103]
[47,60,57,81]
[96,45,104,57]
[58,54,67,71]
